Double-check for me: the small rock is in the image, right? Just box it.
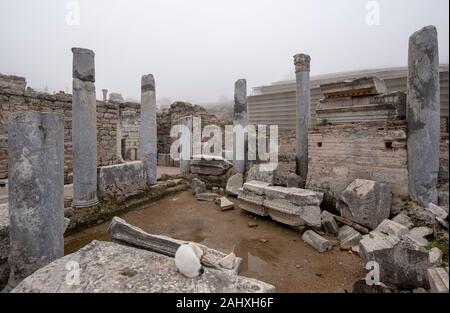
[248,222,258,228]
[218,253,237,270]
[338,225,362,250]
[191,178,206,195]
[392,213,414,229]
[436,217,449,229]
[409,226,433,239]
[226,173,243,196]
[302,230,332,253]
[429,247,443,266]
[295,264,301,269]
[426,203,448,220]
[218,197,234,211]
[427,267,449,293]
[196,192,219,202]
[315,273,324,279]
[376,219,409,237]
[259,239,268,244]
[321,211,339,235]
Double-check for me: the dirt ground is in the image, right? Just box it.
[65,190,365,293]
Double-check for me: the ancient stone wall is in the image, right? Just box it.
[0,74,120,182]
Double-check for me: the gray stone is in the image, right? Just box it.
[429,247,443,266]
[191,178,206,195]
[72,48,98,207]
[12,241,274,293]
[243,181,270,196]
[101,89,108,101]
[218,197,234,211]
[321,211,339,235]
[246,165,273,184]
[196,193,219,202]
[409,226,433,239]
[436,217,449,229]
[7,112,64,289]
[376,219,409,237]
[427,267,449,293]
[226,173,243,196]
[337,225,362,250]
[359,231,432,289]
[233,79,248,174]
[239,201,268,217]
[402,233,429,247]
[97,161,147,202]
[337,179,392,229]
[293,53,311,181]
[426,203,448,220]
[139,74,157,185]
[71,48,95,82]
[108,217,242,274]
[407,26,440,207]
[286,173,304,188]
[302,230,332,253]
[392,213,414,229]
[263,199,321,228]
[190,157,231,176]
[238,188,264,205]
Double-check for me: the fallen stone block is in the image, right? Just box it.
[196,193,220,202]
[427,267,449,293]
[263,199,321,228]
[218,197,234,211]
[243,181,270,196]
[246,165,274,184]
[226,173,243,196]
[429,247,443,266]
[239,201,268,217]
[12,241,274,293]
[268,208,307,227]
[392,213,414,229]
[436,217,449,229]
[237,189,264,205]
[302,230,332,253]
[401,233,428,247]
[286,173,304,188]
[337,179,392,229]
[360,231,432,289]
[337,225,362,250]
[376,219,409,237]
[108,217,242,274]
[426,203,448,220]
[191,178,206,195]
[409,226,433,239]
[285,188,324,207]
[321,211,339,235]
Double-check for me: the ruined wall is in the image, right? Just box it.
[0,74,120,182]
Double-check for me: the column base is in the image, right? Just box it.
[73,197,99,208]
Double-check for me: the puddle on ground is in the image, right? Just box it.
[234,239,279,274]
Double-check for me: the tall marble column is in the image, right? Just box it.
[139,74,157,185]
[407,26,440,206]
[72,48,98,207]
[179,115,193,175]
[102,89,108,102]
[7,112,64,289]
[294,54,311,180]
[233,79,248,174]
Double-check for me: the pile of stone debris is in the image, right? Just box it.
[232,165,449,293]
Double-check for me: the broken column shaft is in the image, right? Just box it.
[407,26,440,206]
[102,89,108,102]
[233,79,248,174]
[139,74,157,185]
[72,48,98,207]
[7,112,64,288]
[179,116,193,175]
[294,54,311,181]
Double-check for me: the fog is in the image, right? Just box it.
[0,0,448,104]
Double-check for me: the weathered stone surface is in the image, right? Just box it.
[352,279,393,293]
[392,213,414,229]
[0,204,9,287]
[375,219,409,237]
[401,233,429,247]
[108,217,242,274]
[426,203,448,220]
[218,197,234,211]
[429,247,443,266]
[264,199,321,228]
[302,230,332,253]
[293,53,311,180]
[233,79,248,174]
[239,201,268,217]
[409,226,433,239]
[97,161,147,202]
[246,165,274,184]
[407,26,440,207]
[190,158,231,176]
[226,173,243,196]
[359,231,432,289]
[337,226,362,250]
[139,74,157,185]
[196,193,219,202]
[337,179,392,229]
[72,49,98,208]
[71,48,95,82]
[7,112,65,289]
[321,211,339,235]
[286,173,304,188]
[12,241,274,293]
[243,181,270,196]
[427,267,449,293]
[238,188,264,205]
[191,178,206,195]
[320,77,387,99]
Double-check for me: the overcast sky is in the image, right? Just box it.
[0,0,448,103]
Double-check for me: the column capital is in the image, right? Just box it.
[294,54,311,72]
[142,74,155,92]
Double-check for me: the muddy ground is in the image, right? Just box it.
[65,190,365,293]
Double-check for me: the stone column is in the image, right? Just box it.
[139,74,157,185]
[294,54,311,180]
[407,26,440,206]
[72,47,98,207]
[179,116,193,175]
[102,89,108,102]
[233,79,248,174]
[7,112,64,289]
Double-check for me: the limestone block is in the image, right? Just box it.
[243,181,270,196]
[263,199,321,228]
[429,247,443,266]
[337,179,392,229]
[392,213,414,229]
[226,173,243,196]
[191,178,206,195]
[218,197,234,211]
[302,230,332,253]
[246,165,273,184]
[237,189,264,205]
[375,219,409,237]
[426,203,448,220]
[196,193,219,202]
[321,211,339,235]
[239,201,268,217]
[72,48,95,82]
[337,225,362,250]
[427,267,449,293]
